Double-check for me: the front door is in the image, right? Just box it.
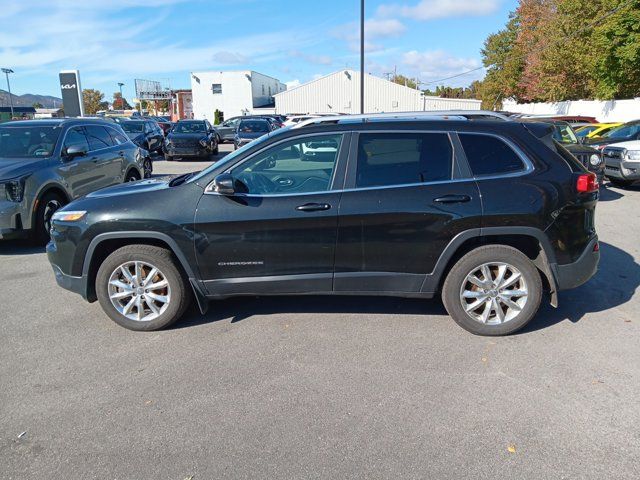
[334,131,482,293]
[194,132,348,296]
[59,126,106,199]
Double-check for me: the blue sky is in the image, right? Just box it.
[0,0,517,103]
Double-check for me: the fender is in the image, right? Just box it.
[420,226,559,306]
[82,231,209,314]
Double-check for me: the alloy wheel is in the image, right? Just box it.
[107,261,171,322]
[43,199,62,233]
[459,262,528,325]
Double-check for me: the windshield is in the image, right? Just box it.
[0,125,61,158]
[552,124,578,144]
[173,122,206,133]
[605,123,640,139]
[575,126,597,138]
[121,122,144,133]
[189,127,291,184]
[238,120,270,133]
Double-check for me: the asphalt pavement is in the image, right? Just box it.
[1,145,639,479]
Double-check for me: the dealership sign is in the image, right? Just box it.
[59,70,84,117]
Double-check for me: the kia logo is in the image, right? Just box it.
[61,84,76,89]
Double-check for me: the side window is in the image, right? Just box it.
[63,127,89,153]
[231,134,343,195]
[107,127,129,146]
[459,134,525,176]
[144,122,152,134]
[356,133,453,188]
[212,84,222,94]
[85,125,114,151]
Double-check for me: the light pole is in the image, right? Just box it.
[2,68,15,118]
[360,0,365,114]
[117,82,125,111]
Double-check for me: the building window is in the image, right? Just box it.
[212,84,222,94]
[262,84,265,95]
[268,85,272,96]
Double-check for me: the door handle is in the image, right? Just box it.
[296,203,331,212]
[433,194,471,204]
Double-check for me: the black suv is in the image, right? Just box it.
[164,120,219,161]
[46,117,599,335]
[0,118,145,242]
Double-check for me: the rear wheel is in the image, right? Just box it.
[125,169,141,182]
[442,245,542,336]
[95,245,191,331]
[34,191,66,244]
[212,142,219,155]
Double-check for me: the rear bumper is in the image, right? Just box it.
[554,236,599,291]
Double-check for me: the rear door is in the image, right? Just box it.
[84,124,123,187]
[334,131,482,293]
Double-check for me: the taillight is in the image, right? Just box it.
[576,173,598,193]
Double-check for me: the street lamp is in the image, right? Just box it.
[117,82,125,111]
[2,68,15,118]
[360,0,365,114]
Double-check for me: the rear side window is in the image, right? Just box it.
[107,127,129,146]
[356,133,453,188]
[85,125,114,151]
[459,134,525,176]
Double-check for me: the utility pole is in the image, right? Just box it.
[2,68,15,118]
[360,0,365,114]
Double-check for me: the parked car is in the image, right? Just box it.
[164,119,218,161]
[234,118,276,149]
[215,116,281,142]
[0,118,145,242]
[587,120,640,150]
[120,120,164,154]
[521,118,604,182]
[575,123,623,140]
[603,140,640,188]
[546,115,598,124]
[46,115,599,335]
[144,116,172,136]
[283,115,322,127]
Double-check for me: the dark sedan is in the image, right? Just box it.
[120,120,164,154]
[163,120,218,161]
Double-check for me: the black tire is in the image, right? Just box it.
[164,154,174,162]
[609,178,633,188]
[95,245,192,331]
[125,169,141,182]
[212,142,219,155]
[143,159,152,178]
[442,245,542,336]
[34,191,66,245]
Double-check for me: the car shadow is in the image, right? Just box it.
[175,241,638,334]
[598,183,625,202]
[0,239,45,256]
[173,295,448,329]
[521,241,639,333]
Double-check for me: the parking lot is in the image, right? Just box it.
[1,142,639,479]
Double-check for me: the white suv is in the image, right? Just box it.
[603,140,640,187]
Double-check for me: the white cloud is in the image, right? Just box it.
[401,50,483,85]
[332,17,406,53]
[289,50,333,66]
[212,51,249,65]
[378,0,501,20]
[285,79,301,89]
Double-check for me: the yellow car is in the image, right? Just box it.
[575,123,623,139]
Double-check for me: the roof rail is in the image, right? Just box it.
[291,110,511,129]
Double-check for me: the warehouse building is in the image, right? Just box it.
[190,70,286,121]
[274,70,481,115]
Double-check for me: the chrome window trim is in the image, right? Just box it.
[203,129,536,197]
[204,131,347,194]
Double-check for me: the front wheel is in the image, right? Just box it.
[212,142,219,155]
[143,159,152,178]
[95,245,192,331]
[125,169,141,182]
[34,191,66,244]
[442,245,542,336]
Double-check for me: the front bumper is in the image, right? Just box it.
[554,236,600,291]
[50,263,87,298]
[604,159,640,180]
[164,146,209,157]
[0,200,28,239]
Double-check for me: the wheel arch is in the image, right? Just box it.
[31,183,72,230]
[423,227,559,307]
[82,232,208,312]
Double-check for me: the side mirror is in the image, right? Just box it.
[213,173,235,195]
[65,145,87,159]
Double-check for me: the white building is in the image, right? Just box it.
[190,70,286,121]
[274,70,481,115]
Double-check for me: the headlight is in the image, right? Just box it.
[51,210,87,222]
[590,154,602,166]
[624,149,640,161]
[0,177,27,202]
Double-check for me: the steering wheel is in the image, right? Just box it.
[238,172,277,194]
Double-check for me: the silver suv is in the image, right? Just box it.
[0,118,145,242]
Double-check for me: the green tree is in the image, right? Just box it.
[32,102,43,109]
[82,89,105,115]
[391,74,418,89]
[214,109,222,125]
[113,92,132,110]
